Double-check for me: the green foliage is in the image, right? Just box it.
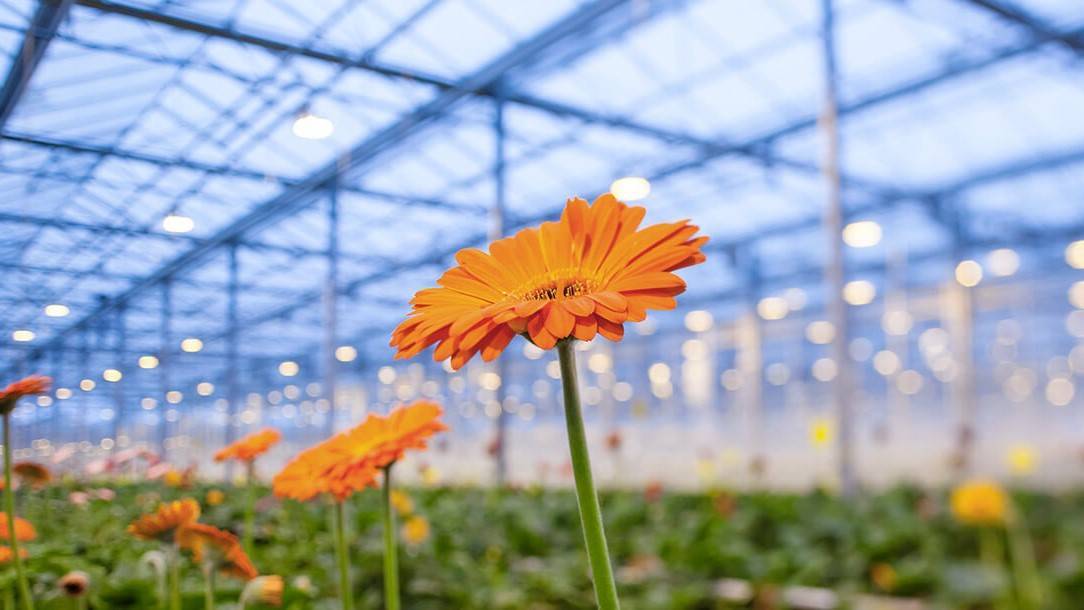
[5,483,1083,609]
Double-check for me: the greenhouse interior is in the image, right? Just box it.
[0,0,1083,608]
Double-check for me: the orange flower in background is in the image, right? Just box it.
[274,401,446,502]
[0,546,27,563]
[241,575,284,607]
[391,194,708,369]
[0,375,51,413]
[215,428,282,463]
[13,461,52,488]
[177,523,258,580]
[128,498,201,541]
[0,514,36,542]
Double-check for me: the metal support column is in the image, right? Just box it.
[821,0,856,495]
[323,179,340,436]
[736,249,765,483]
[225,242,240,478]
[492,95,510,486]
[159,280,173,455]
[112,304,127,451]
[947,213,976,476]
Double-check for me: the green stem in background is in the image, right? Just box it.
[243,461,256,556]
[201,562,215,610]
[557,340,621,610]
[979,527,1011,610]
[3,413,33,610]
[3,585,13,610]
[382,465,400,610]
[333,501,354,610]
[168,546,181,610]
[1006,510,1043,610]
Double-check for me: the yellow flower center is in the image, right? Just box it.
[516,270,598,301]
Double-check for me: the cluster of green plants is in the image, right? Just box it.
[10,482,1084,609]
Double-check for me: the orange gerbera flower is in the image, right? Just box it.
[13,461,51,488]
[0,514,36,542]
[127,498,201,541]
[0,375,51,414]
[215,428,282,463]
[390,194,707,369]
[0,546,27,563]
[273,401,446,502]
[177,523,258,580]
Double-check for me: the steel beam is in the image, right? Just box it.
[960,0,1084,53]
[0,0,73,126]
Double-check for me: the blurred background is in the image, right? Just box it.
[2,0,1083,491]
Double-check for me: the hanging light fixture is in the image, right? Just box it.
[162,214,195,234]
[292,109,334,140]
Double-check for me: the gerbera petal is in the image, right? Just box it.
[564,295,595,317]
[597,318,625,342]
[573,316,598,341]
[590,291,627,312]
[545,302,576,339]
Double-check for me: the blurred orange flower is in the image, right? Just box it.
[274,401,446,502]
[0,545,27,563]
[177,523,258,580]
[215,428,282,463]
[0,514,36,542]
[390,194,707,369]
[0,375,51,414]
[128,498,201,541]
[12,461,51,488]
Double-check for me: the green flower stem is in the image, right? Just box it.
[557,340,621,610]
[382,465,400,610]
[201,562,215,610]
[333,500,354,610]
[3,585,13,610]
[243,461,256,555]
[168,546,181,610]
[3,413,33,610]
[979,527,1011,610]
[1007,511,1042,610]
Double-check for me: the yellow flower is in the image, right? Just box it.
[809,418,833,448]
[951,479,1009,526]
[420,465,441,487]
[870,563,897,592]
[163,469,184,488]
[206,489,225,506]
[1007,444,1037,476]
[402,515,430,546]
[390,490,414,516]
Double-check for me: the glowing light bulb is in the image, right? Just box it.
[335,345,357,362]
[292,112,334,140]
[11,329,34,342]
[278,361,299,377]
[138,355,159,369]
[44,304,70,317]
[180,338,203,353]
[162,214,194,234]
[609,176,651,201]
[842,220,882,248]
[955,260,983,287]
[102,369,122,382]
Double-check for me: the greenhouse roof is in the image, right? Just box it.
[1,0,1082,393]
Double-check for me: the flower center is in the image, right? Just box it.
[515,270,597,301]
